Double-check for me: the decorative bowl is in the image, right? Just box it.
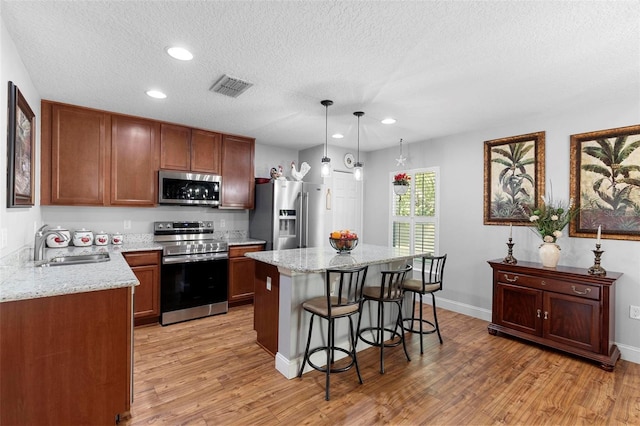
[329,237,358,253]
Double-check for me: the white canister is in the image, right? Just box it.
[111,233,123,245]
[46,226,71,248]
[94,231,109,246]
[72,229,94,247]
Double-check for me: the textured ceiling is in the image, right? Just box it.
[1,1,639,152]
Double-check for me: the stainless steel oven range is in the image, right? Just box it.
[154,221,228,326]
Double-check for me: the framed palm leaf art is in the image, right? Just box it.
[569,124,640,241]
[483,131,545,225]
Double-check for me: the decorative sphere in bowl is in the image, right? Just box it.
[329,237,358,253]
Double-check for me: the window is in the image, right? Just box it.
[390,168,439,262]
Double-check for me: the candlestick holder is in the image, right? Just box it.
[503,238,517,264]
[587,243,606,276]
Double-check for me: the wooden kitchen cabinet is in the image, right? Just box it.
[488,260,621,371]
[111,115,159,206]
[221,135,255,209]
[253,261,279,356]
[160,123,191,171]
[42,100,254,208]
[228,244,264,306]
[41,101,111,205]
[41,101,160,207]
[124,250,161,326]
[0,287,132,425]
[160,124,222,174]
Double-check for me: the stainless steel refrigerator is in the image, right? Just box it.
[250,180,327,250]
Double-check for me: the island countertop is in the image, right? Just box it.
[245,243,428,273]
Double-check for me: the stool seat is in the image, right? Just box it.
[362,286,403,300]
[402,279,440,294]
[302,296,359,318]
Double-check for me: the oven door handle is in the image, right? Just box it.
[162,252,229,264]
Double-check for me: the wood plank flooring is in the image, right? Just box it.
[124,304,639,425]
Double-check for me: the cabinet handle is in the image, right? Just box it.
[537,309,541,318]
[504,274,518,282]
[544,311,549,320]
[571,285,591,295]
[541,280,547,286]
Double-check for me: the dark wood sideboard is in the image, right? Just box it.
[487,260,622,371]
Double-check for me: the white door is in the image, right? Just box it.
[332,171,363,237]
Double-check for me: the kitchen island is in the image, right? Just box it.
[246,243,428,379]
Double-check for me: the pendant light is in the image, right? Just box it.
[320,100,333,178]
[353,111,364,181]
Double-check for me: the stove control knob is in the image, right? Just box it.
[157,224,163,229]
[167,223,172,228]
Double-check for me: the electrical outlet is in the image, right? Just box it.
[220,219,226,229]
[266,276,272,291]
[123,220,131,230]
[630,305,640,320]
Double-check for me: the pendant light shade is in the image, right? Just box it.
[353,111,364,181]
[320,100,333,178]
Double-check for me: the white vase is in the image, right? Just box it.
[393,183,409,195]
[539,242,561,268]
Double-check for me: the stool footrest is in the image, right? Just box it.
[306,346,356,374]
[358,326,404,348]
[403,318,438,335]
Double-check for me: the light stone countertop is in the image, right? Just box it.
[0,237,266,303]
[245,243,429,273]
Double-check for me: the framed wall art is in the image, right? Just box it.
[483,131,545,225]
[6,81,36,208]
[569,124,640,241]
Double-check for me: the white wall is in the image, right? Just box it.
[364,99,640,361]
[0,15,42,258]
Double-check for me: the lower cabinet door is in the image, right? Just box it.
[543,291,601,353]
[132,265,160,322]
[495,282,543,336]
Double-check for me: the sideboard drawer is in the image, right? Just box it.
[497,270,600,300]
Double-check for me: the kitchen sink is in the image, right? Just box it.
[42,253,111,267]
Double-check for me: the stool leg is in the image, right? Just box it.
[356,299,365,348]
[432,292,443,344]
[326,318,333,401]
[379,301,385,374]
[398,300,411,362]
[419,293,424,354]
[349,316,363,384]
[298,314,315,378]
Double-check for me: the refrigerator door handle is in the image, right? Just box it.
[301,192,309,247]
[297,191,304,248]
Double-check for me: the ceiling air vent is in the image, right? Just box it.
[210,74,253,98]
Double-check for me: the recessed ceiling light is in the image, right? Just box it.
[166,46,193,61]
[146,90,167,99]
[381,118,396,124]
[332,133,344,139]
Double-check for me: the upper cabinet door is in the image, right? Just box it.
[160,123,191,171]
[221,135,255,209]
[111,115,159,206]
[48,103,110,206]
[191,130,222,174]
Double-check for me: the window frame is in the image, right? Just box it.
[389,167,440,269]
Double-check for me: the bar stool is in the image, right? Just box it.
[402,254,447,354]
[357,264,412,374]
[297,265,369,401]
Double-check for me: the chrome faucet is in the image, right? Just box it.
[34,224,68,261]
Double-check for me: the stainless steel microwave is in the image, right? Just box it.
[158,170,221,206]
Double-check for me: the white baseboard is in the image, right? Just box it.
[423,296,640,365]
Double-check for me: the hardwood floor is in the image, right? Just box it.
[125,304,639,425]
